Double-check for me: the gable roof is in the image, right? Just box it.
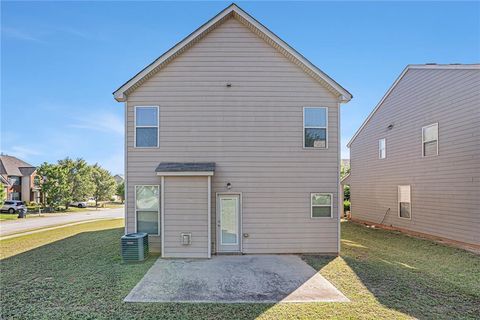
[113,3,352,103]
[346,64,480,148]
[0,155,36,177]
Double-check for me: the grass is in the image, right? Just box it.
[0,220,478,319]
[0,213,18,221]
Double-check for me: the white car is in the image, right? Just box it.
[1,200,27,214]
[70,201,88,208]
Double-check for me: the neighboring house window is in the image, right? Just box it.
[9,176,21,185]
[379,138,386,159]
[11,192,20,201]
[304,107,328,148]
[398,185,411,219]
[135,185,160,235]
[422,123,438,157]
[135,106,159,148]
[34,175,41,187]
[311,193,332,218]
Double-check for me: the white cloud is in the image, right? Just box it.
[1,145,43,161]
[69,111,124,135]
[1,27,46,43]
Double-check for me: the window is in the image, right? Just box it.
[379,138,386,159]
[10,192,20,201]
[9,176,20,185]
[422,123,438,157]
[398,185,411,219]
[135,106,159,148]
[304,107,327,148]
[311,193,332,218]
[135,185,160,235]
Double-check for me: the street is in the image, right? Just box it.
[0,207,124,236]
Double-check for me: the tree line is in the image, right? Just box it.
[37,158,123,209]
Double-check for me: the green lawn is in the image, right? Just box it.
[0,213,18,221]
[0,220,478,319]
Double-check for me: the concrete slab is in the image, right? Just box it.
[124,255,349,303]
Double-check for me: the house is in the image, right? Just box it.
[113,4,352,258]
[0,154,40,203]
[345,64,480,247]
[114,174,124,185]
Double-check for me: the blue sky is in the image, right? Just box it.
[1,1,479,174]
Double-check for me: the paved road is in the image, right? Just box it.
[0,207,124,236]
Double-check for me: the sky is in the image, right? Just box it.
[1,1,479,174]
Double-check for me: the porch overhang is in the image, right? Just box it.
[155,162,215,176]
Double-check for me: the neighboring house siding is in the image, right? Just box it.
[125,17,340,254]
[163,176,209,258]
[349,68,480,245]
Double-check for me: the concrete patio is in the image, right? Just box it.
[124,255,349,303]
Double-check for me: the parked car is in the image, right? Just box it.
[70,201,87,208]
[1,201,28,214]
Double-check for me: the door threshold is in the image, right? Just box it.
[216,252,243,255]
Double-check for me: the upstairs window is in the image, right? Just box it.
[135,106,159,148]
[304,107,328,148]
[379,138,386,159]
[8,176,20,185]
[422,123,438,157]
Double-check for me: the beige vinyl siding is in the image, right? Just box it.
[125,17,340,254]
[163,177,209,258]
[349,68,480,245]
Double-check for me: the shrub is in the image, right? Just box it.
[344,200,351,212]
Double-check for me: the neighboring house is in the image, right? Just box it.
[346,64,480,247]
[0,154,40,203]
[113,4,352,258]
[114,174,124,184]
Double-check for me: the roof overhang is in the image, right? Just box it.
[113,3,352,103]
[346,64,480,148]
[155,162,215,177]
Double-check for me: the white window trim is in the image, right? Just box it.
[134,106,159,148]
[379,138,386,159]
[216,192,243,253]
[421,123,438,157]
[134,185,161,235]
[303,107,328,149]
[397,185,412,220]
[310,193,333,218]
[219,195,240,246]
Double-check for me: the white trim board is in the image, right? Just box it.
[156,171,214,177]
[346,64,480,148]
[113,3,351,103]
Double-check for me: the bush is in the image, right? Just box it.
[344,200,351,212]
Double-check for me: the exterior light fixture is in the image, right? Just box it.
[226,182,232,190]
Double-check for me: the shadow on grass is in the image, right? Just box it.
[337,222,480,320]
[0,227,273,320]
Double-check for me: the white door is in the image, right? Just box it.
[217,195,240,253]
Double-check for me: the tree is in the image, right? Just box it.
[37,162,70,209]
[116,181,125,203]
[58,158,93,209]
[91,164,116,208]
